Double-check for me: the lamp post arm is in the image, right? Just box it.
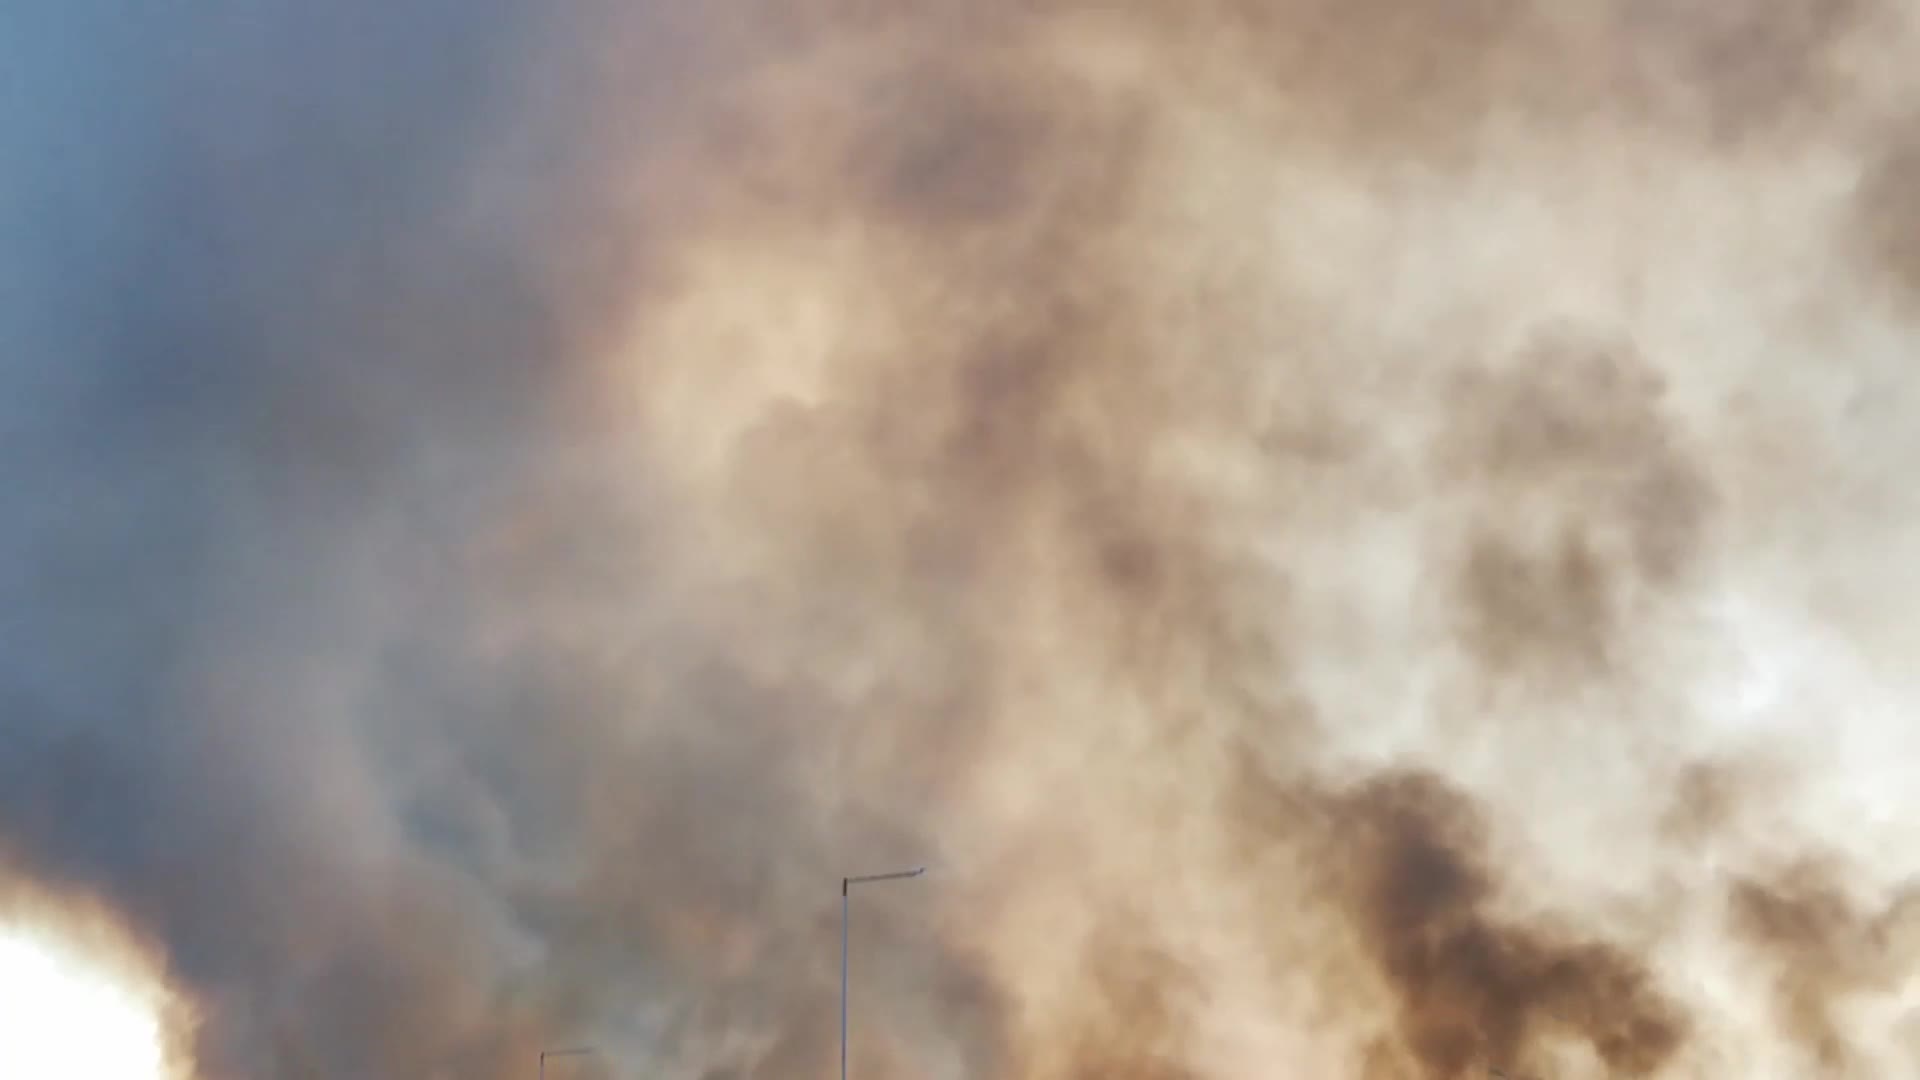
[846,867,926,887]
[540,1046,596,1079]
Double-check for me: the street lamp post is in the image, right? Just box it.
[841,866,926,1080]
[540,1046,597,1080]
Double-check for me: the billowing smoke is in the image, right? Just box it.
[6,1,1920,1076]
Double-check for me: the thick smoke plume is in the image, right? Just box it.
[6,1,1920,1077]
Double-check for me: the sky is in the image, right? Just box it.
[4,2,1920,1078]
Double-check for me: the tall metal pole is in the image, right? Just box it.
[841,878,850,1080]
[839,867,926,1080]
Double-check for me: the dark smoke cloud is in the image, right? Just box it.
[1323,773,1686,1077]
[1858,124,1920,303]
[2,0,586,1073]
[7,1,1920,1078]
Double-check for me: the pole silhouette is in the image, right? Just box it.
[840,867,926,1080]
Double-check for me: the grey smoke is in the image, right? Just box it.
[6,2,1920,1078]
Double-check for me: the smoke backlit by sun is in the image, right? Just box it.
[0,925,175,1080]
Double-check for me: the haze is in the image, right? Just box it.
[4,2,1920,1077]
